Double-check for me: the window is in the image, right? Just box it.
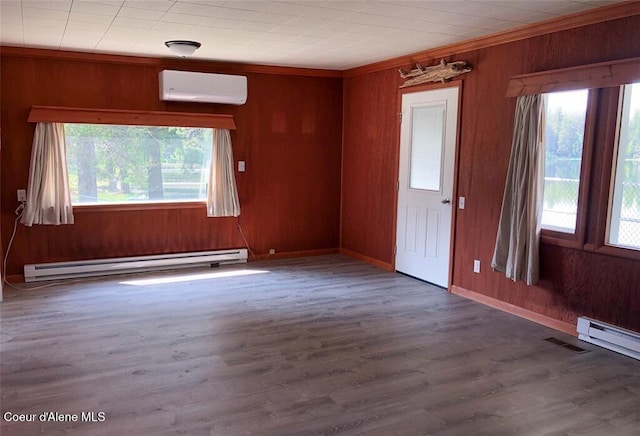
[607,82,640,251]
[541,89,589,233]
[64,124,212,205]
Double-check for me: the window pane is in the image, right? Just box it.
[65,124,212,205]
[608,82,640,250]
[541,89,588,233]
[409,104,445,191]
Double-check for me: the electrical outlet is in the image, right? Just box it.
[17,189,26,202]
[459,196,465,209]
[473,260,481,273]
[269,248,275,254]
[238,161,246,172]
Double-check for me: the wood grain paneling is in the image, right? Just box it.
[340,68,400,265]
[1,52,342,278]
[341,14,640,332]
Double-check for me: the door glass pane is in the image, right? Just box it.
[410,104,445,191]
[607,82,640,250]
[541,89,588,233]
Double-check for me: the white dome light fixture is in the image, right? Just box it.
[164,40,201,58]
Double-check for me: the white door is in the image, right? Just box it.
[396,86,459,287]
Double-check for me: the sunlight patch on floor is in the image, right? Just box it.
[120,269,269,286]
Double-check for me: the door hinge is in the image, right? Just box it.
[397,180,399,191]
[398,112,403,123]
[394,245,397,255]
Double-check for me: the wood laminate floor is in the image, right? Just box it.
[1,255,639,435]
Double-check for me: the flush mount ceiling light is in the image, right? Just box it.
[164,40,201,58]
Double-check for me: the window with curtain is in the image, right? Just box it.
[26,107,240,218]
[505,56,640,260]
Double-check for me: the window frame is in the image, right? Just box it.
[592,86,640,261]
[539,89,598,249]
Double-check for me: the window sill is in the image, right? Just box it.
[72,201,206,213]
[593,244,640,262]
[540,230,582,249]
[543,234,640,262]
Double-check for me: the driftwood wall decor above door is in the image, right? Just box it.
[399,59,472,88]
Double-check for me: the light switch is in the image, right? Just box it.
[473,260,481,273]
[238,161,246,172]
[459,196,465,209]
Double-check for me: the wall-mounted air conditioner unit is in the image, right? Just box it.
[159,70,247,105]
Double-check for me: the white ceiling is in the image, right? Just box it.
[0,0,619,70]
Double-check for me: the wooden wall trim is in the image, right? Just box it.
[259,248,339,261]
[343,2,640,78]
[28,106,236,129]
[451,285,577,336]
[0,46,343,78]
[339,248,394,271]
[506,56,640,97]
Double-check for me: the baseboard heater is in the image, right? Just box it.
[577,316,640,361]
[24,248,248,282]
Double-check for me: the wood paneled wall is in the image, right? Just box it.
[341,15,640,332]
[0,52,343,277]
[341,68,399,265]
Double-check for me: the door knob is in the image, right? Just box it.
[441,198,451,205]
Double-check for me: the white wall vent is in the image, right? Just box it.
[159,70,247,105]
[577,316,640,361]
[24,249,248,282]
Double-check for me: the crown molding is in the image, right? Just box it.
[0,46,343,79]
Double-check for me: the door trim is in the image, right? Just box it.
[392,80,464,292]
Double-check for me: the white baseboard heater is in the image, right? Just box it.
[577,316,640,361]
[24,249,248,282]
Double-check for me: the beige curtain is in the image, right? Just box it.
[207,128,240,217]
[21,123,74,227]
[491,95,544,285]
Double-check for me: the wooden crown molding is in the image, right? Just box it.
[343,2,640,78]
[0,45,343,79]
[28,106,236,129]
